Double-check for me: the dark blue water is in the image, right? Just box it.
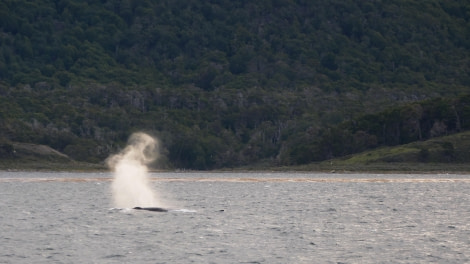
[1,172,469,263]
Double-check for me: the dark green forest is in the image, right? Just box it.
[1,0,470,169]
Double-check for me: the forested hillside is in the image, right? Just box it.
[1,0,470,169]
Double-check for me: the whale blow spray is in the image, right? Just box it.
[107,132,161,208]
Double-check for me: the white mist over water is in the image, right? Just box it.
[107,132,162,208]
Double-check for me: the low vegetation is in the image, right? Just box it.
[0,142,105,171]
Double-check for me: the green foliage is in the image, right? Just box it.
[1,0,469,89]
[63,138,101,163]
[290,95,470,164]
[0,142,15,158]
[1,0,470,169]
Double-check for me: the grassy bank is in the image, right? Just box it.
[286,131,470,174]
[0,142,106,172]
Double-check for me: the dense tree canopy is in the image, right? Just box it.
[1,0,469,169]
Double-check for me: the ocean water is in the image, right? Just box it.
[1,171,469,263]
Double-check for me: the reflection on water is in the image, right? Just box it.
[1,172,469,263]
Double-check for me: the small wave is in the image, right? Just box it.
[170,208,197,213]
[108,207,133,213]
[109,207,196,213]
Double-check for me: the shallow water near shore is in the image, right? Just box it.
[1,171,470,263]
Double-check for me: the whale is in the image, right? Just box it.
[133,206,168,212]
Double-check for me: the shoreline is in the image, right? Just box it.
[1,161,470,175]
